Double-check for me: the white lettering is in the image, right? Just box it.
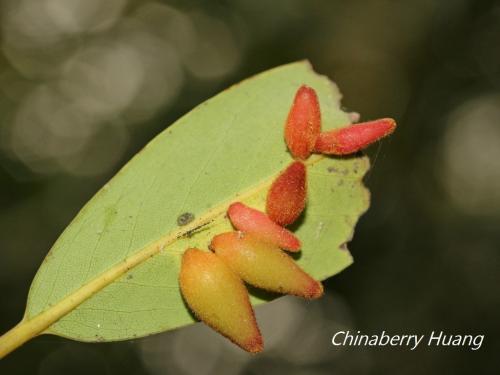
[331,331,345,346]
[411,334,425,350]
[379,331,390,346]
[331,330,483,351]
[390,335,400,346]
[428,331,443,346]
[471,335,484,350]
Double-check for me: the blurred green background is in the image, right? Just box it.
[1,0,499,374]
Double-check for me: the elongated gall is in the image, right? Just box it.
[266,161,306,226]
[211,232,323,299]
[179,248,263,353]
[314,118,396,155]
[284,85,321,160]
[227,202,301,252]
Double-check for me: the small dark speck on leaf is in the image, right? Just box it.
[127,274,133,280]
[339,243,348,251]
[177,212,195,226]
[327,166,348,175]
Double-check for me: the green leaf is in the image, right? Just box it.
[24,61,370,342]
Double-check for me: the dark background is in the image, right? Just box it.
[1,0,499,374]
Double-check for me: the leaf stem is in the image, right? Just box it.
[0,316,47,358]
[0,220,187,359]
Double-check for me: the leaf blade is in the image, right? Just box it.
[24,61,369,342]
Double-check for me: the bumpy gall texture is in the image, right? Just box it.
[179,248,263,353]
[284,85,321,160]
[227,202,301,252]
[210,232,323,299]
[314,118,396,155]
[266,161,307,226]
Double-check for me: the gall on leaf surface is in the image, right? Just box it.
[284,85,322,159]
[314,118,396,155]
[211,232,323,299]
[179,249,263,353]
[228,202,301,251]
[20,61,370,343]
[266,161,307,226]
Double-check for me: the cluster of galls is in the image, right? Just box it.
[179,85,397,353]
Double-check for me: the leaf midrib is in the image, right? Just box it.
[19,155,324,340]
